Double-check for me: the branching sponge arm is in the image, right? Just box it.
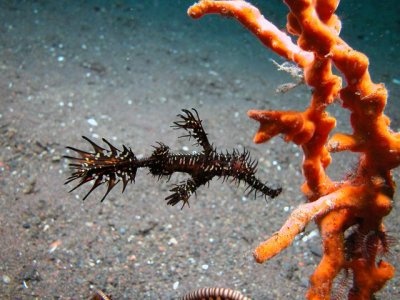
[188,0,398,299]
[188,0,314,67]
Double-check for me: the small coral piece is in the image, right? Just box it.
[188,0,399,298]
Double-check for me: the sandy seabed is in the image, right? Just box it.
[1,1,399,299]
